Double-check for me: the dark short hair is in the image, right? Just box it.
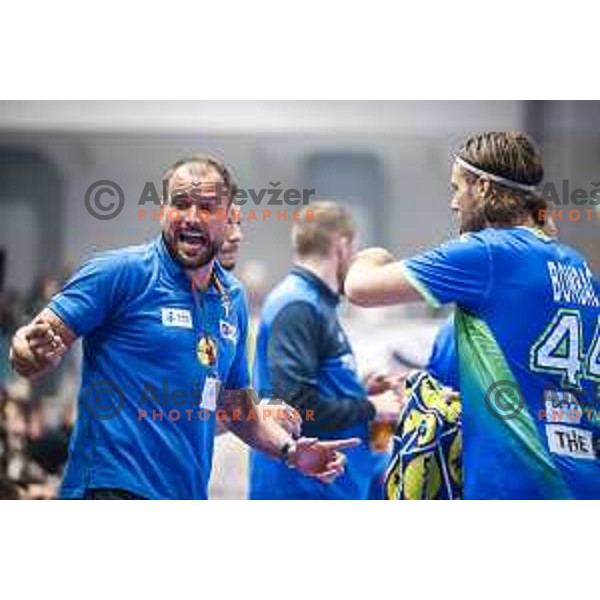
[161,155,238,205]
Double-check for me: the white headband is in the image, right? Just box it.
[454,156,538,193]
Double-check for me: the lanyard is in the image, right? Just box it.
[191,271,231,376]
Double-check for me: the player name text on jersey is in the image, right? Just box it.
[546,261,599,307]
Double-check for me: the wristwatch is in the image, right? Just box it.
[280,439,297,466]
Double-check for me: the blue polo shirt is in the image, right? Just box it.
[48,235,249,499]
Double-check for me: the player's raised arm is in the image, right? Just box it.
[9,307,77,380]
[345,247,423,307]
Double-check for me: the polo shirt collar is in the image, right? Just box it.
[291,265,340,305]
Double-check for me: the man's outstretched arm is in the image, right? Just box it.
[9,308,77,380]
[345,247,423,307]
[220,388,360,484]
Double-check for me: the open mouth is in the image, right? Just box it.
[178,230,209,249]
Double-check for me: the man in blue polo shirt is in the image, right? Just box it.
[346,132,600,499]
[9,156,358,499]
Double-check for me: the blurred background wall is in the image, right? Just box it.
[0,101,552,292]
[0,101,598,295]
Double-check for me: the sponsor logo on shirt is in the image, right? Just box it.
[545,424,596,460]
[161,308,193,329]
[220,319,238,342]
[544,389,582,425]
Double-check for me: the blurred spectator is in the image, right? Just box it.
[0,272,76,499]
[0,289,22,386]
[25,275,61,319]
[0,384,64,499]
[0,476,20,499]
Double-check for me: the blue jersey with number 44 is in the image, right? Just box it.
[403,227,600,499]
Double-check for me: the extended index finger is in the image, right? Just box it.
[318,437,361,451]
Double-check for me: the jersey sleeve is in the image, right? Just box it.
[401,233,494,312]
[47,253,129,338]
[224,289,251,390]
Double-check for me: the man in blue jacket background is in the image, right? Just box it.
[249,201,403,499]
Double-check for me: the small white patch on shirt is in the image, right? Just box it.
[161,308,193,329]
